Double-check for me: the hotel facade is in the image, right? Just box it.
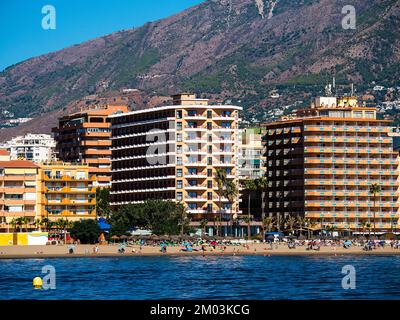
[38,163,97,223]
[52,105,128,187]
[0,150,97,232]
[110,94,242,233]
[264,97,399,233]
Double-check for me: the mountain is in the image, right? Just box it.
[0,0,399,140]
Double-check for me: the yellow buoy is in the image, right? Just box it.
[33,277,43,289]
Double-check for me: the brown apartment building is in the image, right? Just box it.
[52,105,128,187]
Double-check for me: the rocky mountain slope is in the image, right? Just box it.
[0,0,399,140]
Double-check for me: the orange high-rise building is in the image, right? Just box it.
[264,96,399,235]
[52,105,128,187]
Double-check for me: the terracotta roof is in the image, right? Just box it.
[0,160,38,168]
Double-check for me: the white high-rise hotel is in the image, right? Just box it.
[109,94,242,234]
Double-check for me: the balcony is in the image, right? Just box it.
[185,197,208,202]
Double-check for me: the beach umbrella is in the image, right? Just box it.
[111,235,119,243]
[265,235,275,241]
[120,235,128,240]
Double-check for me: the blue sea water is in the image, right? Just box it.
[0,255,399,300]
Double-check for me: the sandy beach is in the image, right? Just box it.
[1,243,400,259]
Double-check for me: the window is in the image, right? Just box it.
[207,110,212,119]
[177,169,183,177]
[177,180,183,188]
[208,192,212,200]
[177,157,182,165]
[188,110,197,116]
[177,192,183,201]
[188,180,197,186]
[188,192,197,198]
[176,110,182,119]
[177,133,182,142]
[188,203,197,210]
[177,122,182,130]
[207,122,212,130]
[76,171,86,179]
[177,145,182,154]
[188,168,197,175]
[208,157,212,165]
[207,169,212,177]
[207,180,213,188]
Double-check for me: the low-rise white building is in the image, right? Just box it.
[1,133,56,163]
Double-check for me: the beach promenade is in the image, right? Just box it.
[1,243,400,259]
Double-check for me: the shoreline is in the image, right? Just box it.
[1,244,400,259]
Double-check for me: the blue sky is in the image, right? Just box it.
[0,0,204,71]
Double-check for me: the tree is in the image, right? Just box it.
[369,183,381,239]
[70,219,100,244]
[262,216,276,239]
[34,219,42,231]
[110,200,188,236]
[10,218,18,232]
[359,221,367,238]
[56,218,70,243]
[255,176,268,223]
[225,179,239,237]
[296,216,306,237]
[242,179,257,240]
[96,188,112,219]
[215,169,227,236]
[200,219,208,238]
[40,218,52,232]
[286,216,297,235]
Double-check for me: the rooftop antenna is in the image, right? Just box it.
[351,83,354,96]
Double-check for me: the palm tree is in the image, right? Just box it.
[255,176,268,224]
[262,216,276,239]
[296,216,306,237]
[215,169,227,236]
[369,183,381,239]
[34,219,42,231]
[56,218,69,243]
[41,218,50,232]
[224,180,239,237]
[242,179,257,240]
[366,222,372,239]
[285,216,297,235]
[21,217,29,233]
[199,219,208,238]
[10,218,17,232]
[360,221,367,238]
